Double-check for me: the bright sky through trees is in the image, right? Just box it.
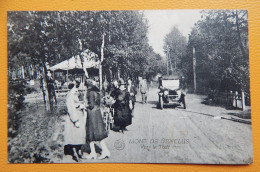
[144,10,201,57]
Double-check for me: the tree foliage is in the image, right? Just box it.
[184,10,249,94]
[8,11,166,109]
[163,26,187,77]
[8,11,164,82]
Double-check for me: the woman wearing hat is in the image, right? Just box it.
[64,81,86,162]
[83,79,110,160]
[113,78,132,133]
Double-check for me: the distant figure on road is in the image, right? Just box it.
[140,77,148,104]
[158,76,163,89]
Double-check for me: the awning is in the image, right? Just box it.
[49,49,100,71]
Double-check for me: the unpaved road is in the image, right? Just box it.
[60,87,253,164]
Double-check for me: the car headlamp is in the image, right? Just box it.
[164,90,169,95]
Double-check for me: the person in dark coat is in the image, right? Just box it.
[113,79,132,133]
[82,79,110,160]
[47,72,57,107]
[109,80,119,99]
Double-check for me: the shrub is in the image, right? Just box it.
[8,79,26,138]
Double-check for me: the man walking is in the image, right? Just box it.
[139,77,148,104]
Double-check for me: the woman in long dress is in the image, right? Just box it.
[83,79,110,160]
[64,81,86,162]
[113,79,132,133]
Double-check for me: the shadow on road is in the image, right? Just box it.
[201,98,241,111]
[148,100,158,105]
[178,109,214,117]
[178,109,251,125]
[227,110,251,119]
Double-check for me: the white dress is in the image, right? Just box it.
[64,88,87,145]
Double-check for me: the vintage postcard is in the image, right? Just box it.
[7,10,253,164]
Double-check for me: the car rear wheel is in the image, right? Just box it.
[182,97,186,109]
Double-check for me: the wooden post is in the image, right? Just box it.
[193,47,197,93]
[241,91,245,111]
[235,91,238,108]
[229,91,233,107]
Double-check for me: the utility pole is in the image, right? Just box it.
[166,46,169,76]
[193,47,197,93]
[174,52,177,71]
[169,50,173,75]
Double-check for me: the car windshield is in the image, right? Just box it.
[162,80,179,90]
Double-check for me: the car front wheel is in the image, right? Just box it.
[160,96,164,110]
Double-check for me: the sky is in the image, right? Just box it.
[143,10,202,57]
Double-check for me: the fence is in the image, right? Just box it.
[209,91,246,111]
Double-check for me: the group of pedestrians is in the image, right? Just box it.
[109,78,138,133]
[64,79,110,162]
[63,76,147,162]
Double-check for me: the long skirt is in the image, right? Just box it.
[114,103,132,128]
[86,108,107,142]
[64,111,87,145]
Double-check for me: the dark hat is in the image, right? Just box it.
[85,79,97,87]
[118,78,126,86]
[68,83,75,90]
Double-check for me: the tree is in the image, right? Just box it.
[8,11,162,106]
[145,49,166,80]
[163,26,187,75]
[8,11,75,109]
[187,10,249,95]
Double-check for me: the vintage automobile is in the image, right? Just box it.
[158,76,186,109]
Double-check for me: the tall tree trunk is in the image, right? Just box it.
[30,64,34,79]
[100,33,105,92]
[79,39,89,78]
[12,70,16,79]
[80,54,89,79]
[41,65,51,111]
[193,47,197,93]
[21,65,25,79]
[235,10,247,59]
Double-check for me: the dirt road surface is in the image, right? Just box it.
[60,87,253,164]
